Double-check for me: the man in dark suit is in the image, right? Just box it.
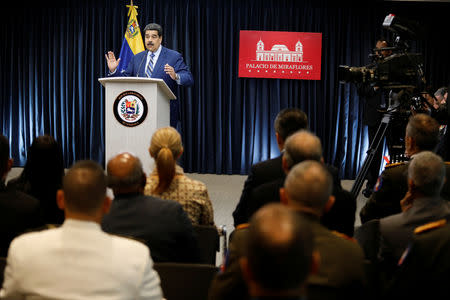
[209,161,366,300]
[232,108,308,226]
[360,113,450,223]
[102,152,200,263]
[247,130,356,237]
[105,23,194,127]
[0,135,43,256]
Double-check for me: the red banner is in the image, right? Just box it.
[238,30,322,80]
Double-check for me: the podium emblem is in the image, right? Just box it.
[113,90,148,127]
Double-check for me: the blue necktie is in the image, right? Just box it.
[146,52,155,77]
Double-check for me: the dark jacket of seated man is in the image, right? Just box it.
[247,164,356,237]
[102,152,200,263]
[102,192,200,263]
[232,155,284,227]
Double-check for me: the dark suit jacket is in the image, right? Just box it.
[101,193,200,263]
[208,213,366,300]
[0,181,44,256]
[232,155,284,226]
[360,162,450,223]
[112,46,194,95]
[245,164,356,237]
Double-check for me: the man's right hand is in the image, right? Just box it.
[105,51,120,73]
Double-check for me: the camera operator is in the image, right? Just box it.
[357,39,392,198]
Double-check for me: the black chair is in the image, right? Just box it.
[193,225,224,265]
[154,262,219,300]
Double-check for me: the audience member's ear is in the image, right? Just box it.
[102,196,112,214]
[320,156,324,164]
[56,190,65,210]
[7,158,13,173]
[281,156,289,174]
[279,187,288,205]
[239,257,252,284]
[275,132,284,151]
[141,173,147,188]
[323,195,335,213]
[310,250,321,275]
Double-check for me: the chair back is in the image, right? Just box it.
[193,225,219,265]
[154,262,218,300]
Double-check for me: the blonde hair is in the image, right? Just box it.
[149,127,183,194]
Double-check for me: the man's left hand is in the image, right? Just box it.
[164,64,178,80]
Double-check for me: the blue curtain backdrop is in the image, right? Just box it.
[1,0,449,178]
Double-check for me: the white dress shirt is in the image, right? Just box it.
[0,219,163,300]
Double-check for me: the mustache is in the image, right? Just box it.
[147,42,154,46]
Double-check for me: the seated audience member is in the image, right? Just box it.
[208,161,366,300]
[240,203,317,300]
[248,130,356,237]
[377,151,450,274]
[102,152,200,263]
[144,126,214,226]
[0,160,163,300]
[7,134,65,224]
[0,135,43,257]
[384,220,450,298]
[360,113,450,223]
[232,108,308,226]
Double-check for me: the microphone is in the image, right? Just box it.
[136,50,148,77]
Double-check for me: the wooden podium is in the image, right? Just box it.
[99,77,176,175]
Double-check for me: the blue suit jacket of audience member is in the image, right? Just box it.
[101,193,200,263]
[111,46,194,96]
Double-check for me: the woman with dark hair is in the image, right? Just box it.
[144,127,215,226]
[7,135,65,224]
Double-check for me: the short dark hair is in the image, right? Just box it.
[406,114,439,151]
[274,108,308,141]
[0,135,10,177]
[246,203,313,291]
[144,23,163,37]
[63,160,107,215]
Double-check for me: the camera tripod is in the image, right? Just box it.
[350,110,407,199]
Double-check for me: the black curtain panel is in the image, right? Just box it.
[1,0,449,178]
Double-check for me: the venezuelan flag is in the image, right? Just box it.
[117,1,145,73]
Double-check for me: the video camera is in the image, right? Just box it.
[338,14,425,91]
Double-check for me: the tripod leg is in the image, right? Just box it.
[351,113,391,198]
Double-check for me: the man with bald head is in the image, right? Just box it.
[1,160,163,299]
[240,203,316,299]
[102,152,200,263]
